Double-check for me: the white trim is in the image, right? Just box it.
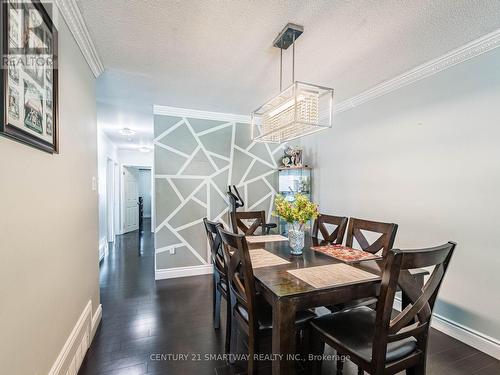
[191,196,207,208]
[184,118,219,171]
[394,297,500,360]
[156,243,184,254]
[48,300,102,375]
[154,142,190,158]
[54,0,104,77]
[336,28,500,113]
[153,119,185,141]
[249,192,273,210]
[166,177,184,202]
[90,304,102,340]
[234,145,276,169]
[196,122,233,136]
[177,145,201,175]
[432,313,500,360]
[154,105,251,123]
[155,264,213,280]
[207,151,230,162]
[164,222,208,265]
[98,237,107,263]
[174,217,204,232]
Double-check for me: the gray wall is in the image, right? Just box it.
[301,48,500,341]
[0,16,99,375]
[154,112,282,271]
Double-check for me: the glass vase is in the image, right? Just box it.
[288,222,305,255]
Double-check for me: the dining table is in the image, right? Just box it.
[247,234,427,375]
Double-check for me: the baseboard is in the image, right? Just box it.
[155,264,213,280]
[431,313,500,360]
[394,296,500,360]
[91,304,102,340]
[98,238,107,263]
[48,300,102,375]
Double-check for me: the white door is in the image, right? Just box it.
[123,167,139,233]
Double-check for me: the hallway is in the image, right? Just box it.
[79,220,226,374]
[79,221,499,375]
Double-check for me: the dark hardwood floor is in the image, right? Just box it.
[79,220,499,375]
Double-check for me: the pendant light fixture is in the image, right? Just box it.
[251,23,334,143]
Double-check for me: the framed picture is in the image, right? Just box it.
[1,0,58,153]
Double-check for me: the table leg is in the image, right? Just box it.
[272,298,296,375]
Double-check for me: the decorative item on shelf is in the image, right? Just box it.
[1,0,59,153]
[281,146,303,168]
[273,193,319,255]
[251,23,334,144]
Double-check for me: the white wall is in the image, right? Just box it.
[118,148,153,167]
[0,12,100,375]
[97,129,118,256]
[301,48,500,346]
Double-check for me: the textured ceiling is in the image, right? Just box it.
[77,0,500,148]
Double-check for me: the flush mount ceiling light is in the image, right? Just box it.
[251,23,334,143]
[119,127,136,136]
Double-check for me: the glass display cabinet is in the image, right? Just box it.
[277,167,312,234]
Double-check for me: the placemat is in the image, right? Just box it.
[249,249,290,268]
[311,244,381,263]
[246,234,288,243]
[287,263,380,289]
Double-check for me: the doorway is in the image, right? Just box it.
[121,166,152,234]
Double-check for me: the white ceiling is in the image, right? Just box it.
[77,0,500,149]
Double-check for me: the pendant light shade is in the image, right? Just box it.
[251,24,334,143]
[251,81,334,143]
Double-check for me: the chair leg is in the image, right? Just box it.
[214,288,221,329]
[228,293,238,364]
[310,333,325,375]
[406,360,425,375]
[248,334,259,375]
[212,272,216,320]
[225,296,231,354]
[336,356,345,374]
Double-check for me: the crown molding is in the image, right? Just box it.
[154,105,251,123]
[55,0,104,77]
[335,28,500,113]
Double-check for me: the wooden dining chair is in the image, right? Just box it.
[231,210,266,236]
[217,227,316,374]
[312,214,348,244]
[309,242,456,375]
[346,218,398,257]
[203,218,231,354]
[326,218,399,313]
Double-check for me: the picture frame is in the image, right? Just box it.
[1,0,59,153]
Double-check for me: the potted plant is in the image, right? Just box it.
[273,193,319,255]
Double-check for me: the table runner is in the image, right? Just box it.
[287,263,380,289]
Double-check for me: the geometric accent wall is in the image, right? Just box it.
[153,106,284,277]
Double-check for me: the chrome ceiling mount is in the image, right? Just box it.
[272,23,303,49]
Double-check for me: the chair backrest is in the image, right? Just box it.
[231,211,266,235]
[312,214,348,244]
[203,218,225,277]
[217,227,258,333]
[372,242,456,365]
[346,218,398,256]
